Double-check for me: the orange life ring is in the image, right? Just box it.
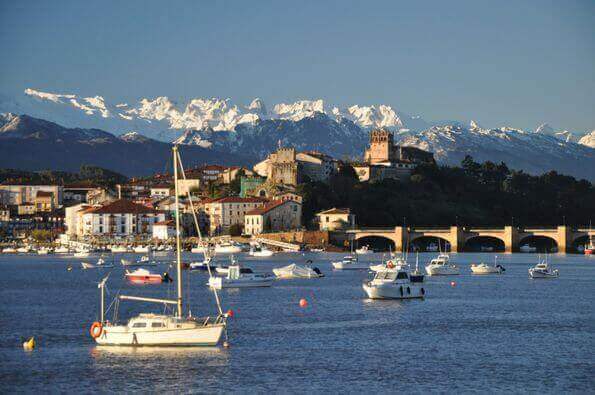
[90,321,103,338]
[387,261,395,268]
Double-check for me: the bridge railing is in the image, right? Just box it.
[346,228,395,232]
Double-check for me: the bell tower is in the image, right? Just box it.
[364,129,394,164]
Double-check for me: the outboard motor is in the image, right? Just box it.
[313,267,324,277]
[162,272,173,282]
[496,264,505,272]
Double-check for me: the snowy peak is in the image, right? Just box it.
[336,104,403,129]
[578,131,595,148]
[119,131,150,143]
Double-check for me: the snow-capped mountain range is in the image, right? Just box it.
[0,88,593,180]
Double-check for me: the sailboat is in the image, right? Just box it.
[89,146,229,347]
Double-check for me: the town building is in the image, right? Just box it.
[253,147,338,186]
[64,203,92,236]
[203,196,268,235]
[17,203,36,216]
[79,199,165,238]
[150,185,173,198]
[316,208,356,231]
[244,199,302,236]
[64,185,100,203]
[34,191,55,212]
[152,220,175,240]
[355,129,434,182]
[0,185,63,207]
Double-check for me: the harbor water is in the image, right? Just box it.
[1,252,593,392]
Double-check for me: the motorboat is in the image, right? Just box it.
[214,240,243,254]
[309,248,324,252]
[529,261,559,279]
[89,146,229,347]
[471,259,505,275]
[54,246,70,254]
[208,265,274,289]
[37,247,53,255]
[2,247,16,253]
[273,263,324,279]
[480,246,494,252]
[74,249,90,258]
[332,255,370,270]
[355,245,373,255]
[17,246,32,254]
[81,257,114,270]
[520,244,537,253]
[363,268,426,300]
[110,245,129,253]
[133,245,151,254]
[425,254,459,276]
[125,268,172,285]
[191,245,208,254]
[189,256,220,272]
[249,244,274,257]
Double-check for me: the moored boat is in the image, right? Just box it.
[529,261,559,279]
[208,265,274,288]
[470,256,505,275]
[332,255,369,270]
[425,254,459,276]
[89,146,229,347]
[248,244,274,257]
[355,245,373,255]
[273,263,324,279]
[125,268,172,284]
[363,267,425,300]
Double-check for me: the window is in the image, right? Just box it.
[132,322,146,328]
[151,322,164,328]
[396,272,408,280]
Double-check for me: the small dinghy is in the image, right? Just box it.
[208,265,273,289]
[273,263,324,279]
[248,244,274,257]
[529,261,559,279]
[81,257,114,270]
[125,268,172,284]
[121,256,157,267]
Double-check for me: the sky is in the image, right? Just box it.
[0,0,594,132]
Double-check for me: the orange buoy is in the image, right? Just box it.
[226,309,234,318]
[299,298,308,308]
[450,281,456,287]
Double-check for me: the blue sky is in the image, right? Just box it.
[0,0,594,132]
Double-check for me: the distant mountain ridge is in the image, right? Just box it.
[0,89,594,181]
[0,113,249,176]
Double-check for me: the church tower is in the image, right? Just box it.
[364,129,394,164]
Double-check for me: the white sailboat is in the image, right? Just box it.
[89,146,229,347]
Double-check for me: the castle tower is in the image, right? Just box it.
[364,129,394,164]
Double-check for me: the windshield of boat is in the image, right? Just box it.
[375,271,397,281]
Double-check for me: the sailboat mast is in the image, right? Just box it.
[173,146,183,318]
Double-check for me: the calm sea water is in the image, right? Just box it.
[0,252,593,393]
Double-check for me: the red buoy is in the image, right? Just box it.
[226,309,234,318]
[450,281,456,287]
[299,298,308,308]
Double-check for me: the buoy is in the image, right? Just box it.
[67,265,73,271]
[226,309,234,318]
[223,341,230,348]
[450,281,456,287]
[23,337,35,350]
[299,298,308,308]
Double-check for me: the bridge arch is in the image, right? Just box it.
[354,236,395,252]
[518,235,558,253]
[410,235,451,252]
[462,236,505,252]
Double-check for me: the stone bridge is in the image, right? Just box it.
[346,226,594,253]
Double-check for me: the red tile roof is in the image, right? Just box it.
[88,199,157,214]
[209,196,268,204]
[246,199,295,215]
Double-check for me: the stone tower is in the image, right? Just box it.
[364,129,394,164]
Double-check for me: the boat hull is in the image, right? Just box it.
[95,324,225,346]
[425,265,460,276]
[470,265,502,274]
[208,277,273,289]
[529,269,559,279]
[363,283,425,300]
[332,262,369,270]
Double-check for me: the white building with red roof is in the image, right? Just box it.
[80,199,165,237]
